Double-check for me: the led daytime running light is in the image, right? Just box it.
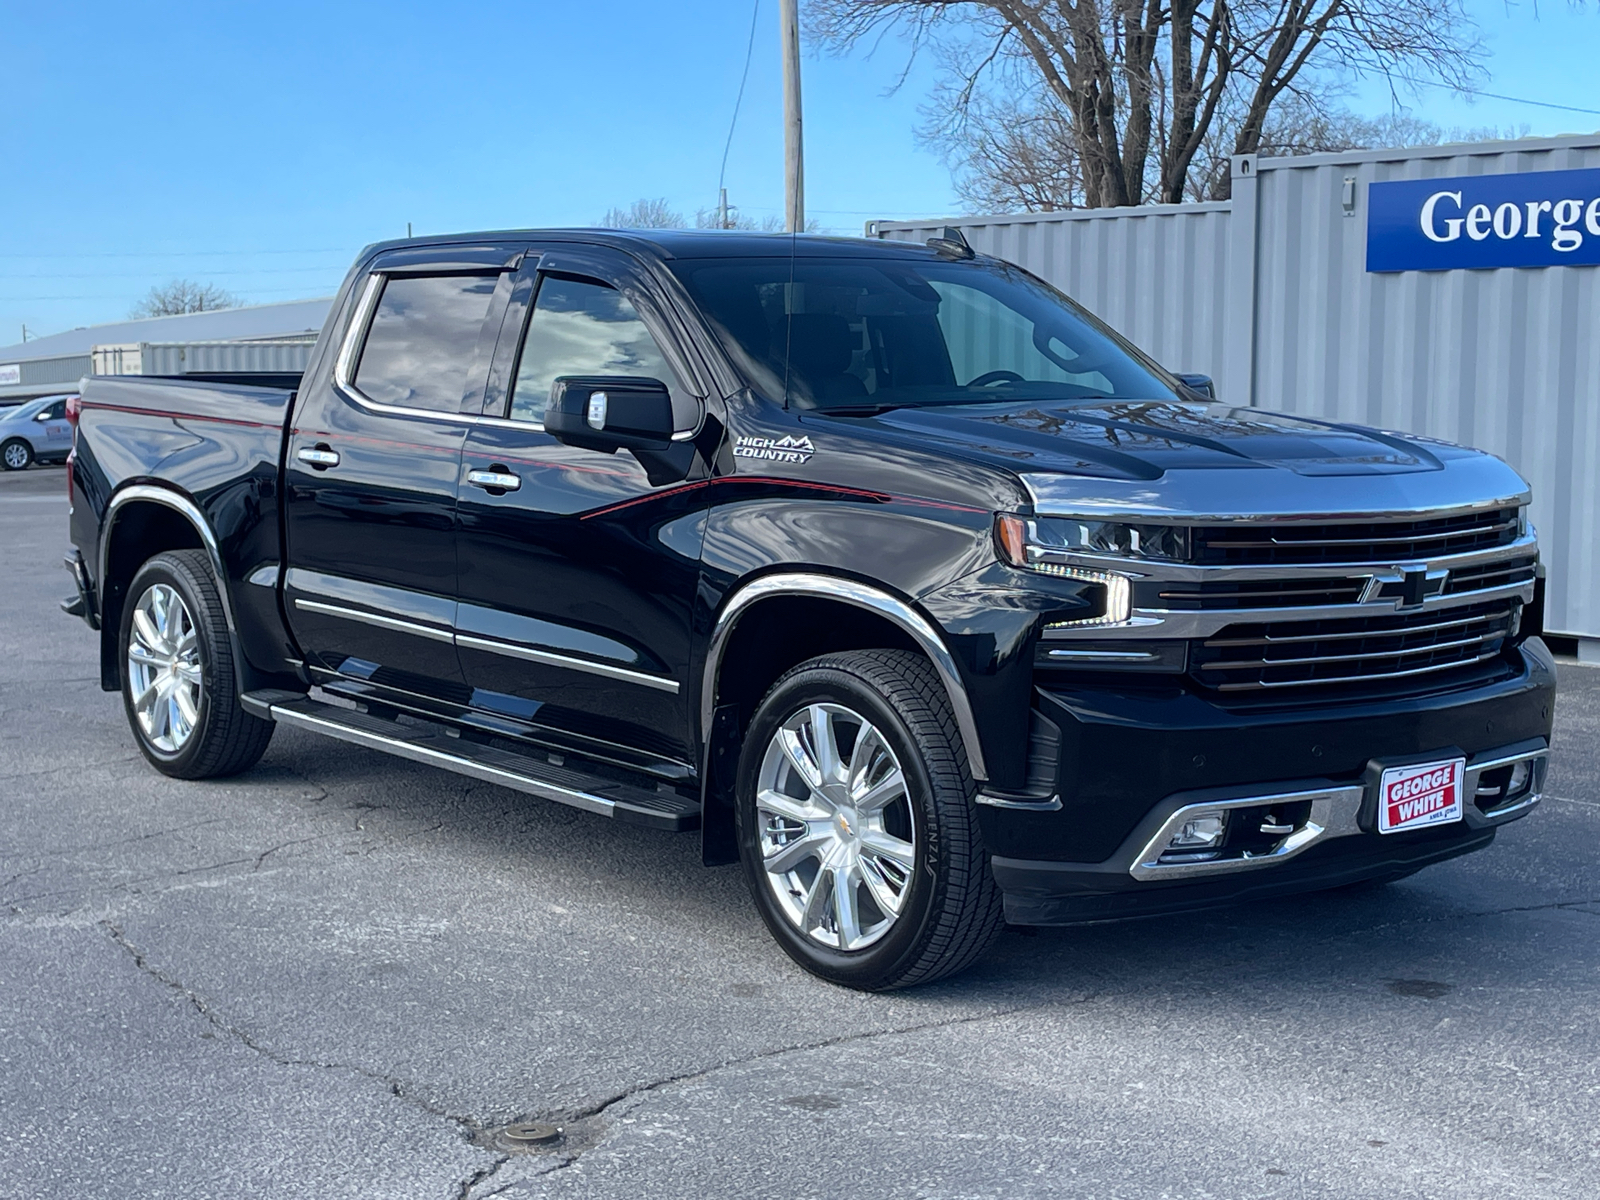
[1028,561,1132,625]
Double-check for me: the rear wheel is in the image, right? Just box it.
[120,550,274,778]
[736,650,1004,990]
[1,439,33,471]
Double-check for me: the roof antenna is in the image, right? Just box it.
[927,226,974,259]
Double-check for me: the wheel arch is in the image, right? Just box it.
[699,573,990,866]
[97,485,236,691]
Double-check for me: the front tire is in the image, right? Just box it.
[1,439,33,471]
[736,650,1004,990]
[120,549,274,779]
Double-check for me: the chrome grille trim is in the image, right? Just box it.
[1203,651,1503,693]
[1203,609,1512,648]
[1189,598,1517,695]
[1198,632,1507,674]
[1196,519,1518,551]
[1193,507,1521,565]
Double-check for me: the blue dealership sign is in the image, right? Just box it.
[1366,167,1600,272]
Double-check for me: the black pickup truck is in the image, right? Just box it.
[63,229,1554,989]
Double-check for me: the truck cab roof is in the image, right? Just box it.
[359,228,953,262]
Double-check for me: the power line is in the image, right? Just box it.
[0,247,352,260]
[3,266,347,280]
[8,286,335,301]
[1411,78,1600,118]
[717,0,762,218]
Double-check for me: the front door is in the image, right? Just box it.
[283,248,516,702]
[454,246,709,771]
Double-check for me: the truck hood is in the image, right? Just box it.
[802,400,1532,520]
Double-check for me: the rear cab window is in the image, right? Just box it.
[353,274,501,412]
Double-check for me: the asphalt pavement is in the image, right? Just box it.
[2,462,1597,1199]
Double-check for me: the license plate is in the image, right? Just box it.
[1378,758,1466,834]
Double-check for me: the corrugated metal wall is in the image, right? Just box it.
[1246,140,1600,641]
[870,205,1235,394]
[872,134,1600,640]
[138,338,317,376]
[19,354,92,386]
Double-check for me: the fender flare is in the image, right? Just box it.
[700,571,989,782]
[99,484,238,636]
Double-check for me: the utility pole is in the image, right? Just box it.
[20,324,29,343]
[718,187,731,230]
[780,0,804,233]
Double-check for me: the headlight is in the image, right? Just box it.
[994,514,1189,566]
[995,514,1170,626]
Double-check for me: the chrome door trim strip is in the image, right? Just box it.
[99,484,236,634]
[703,573,989,782]
[456,634,680,694]
[330,272,481,426]
[292,598,455,644]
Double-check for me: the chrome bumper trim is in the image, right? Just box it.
[1129,785,1365,881]
[1124,739,1548,882]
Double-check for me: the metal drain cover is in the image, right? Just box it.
[499,1121,562,1148]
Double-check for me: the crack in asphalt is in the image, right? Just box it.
[0,816,230,862]
[453,1156,511,1200]
[99,921,506,1142]
[2,754,143,782]
[1305,896,1600,944]
[4,856,260,908]
[253,836,330,871]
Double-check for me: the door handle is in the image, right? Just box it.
[297,444,340,470]
[466,467,521,493]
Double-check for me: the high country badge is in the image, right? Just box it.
[733,434,815,464]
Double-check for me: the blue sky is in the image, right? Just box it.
[3,0,1597,344]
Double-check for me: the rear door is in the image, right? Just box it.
[282,244,520,703]
[454,245,711,769]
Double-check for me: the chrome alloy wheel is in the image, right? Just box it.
[755,703,918,952]
[2,442,29,470]
[126,583,203,753]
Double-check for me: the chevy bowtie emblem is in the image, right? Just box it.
[1363,567,1450,610]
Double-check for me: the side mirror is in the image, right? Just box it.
[1174,373,1215,400]
[545,376,674,453]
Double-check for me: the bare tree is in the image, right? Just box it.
[129,279,240,318]
[597,197,821,232]
[812,0,1483,208]
[598,198,688,228]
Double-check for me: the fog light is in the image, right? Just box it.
[1169,812,1227,850]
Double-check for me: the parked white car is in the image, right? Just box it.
[0,394,75,470]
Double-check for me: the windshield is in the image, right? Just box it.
[671,254,1177,411]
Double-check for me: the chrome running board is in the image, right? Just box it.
[243,692,699,832]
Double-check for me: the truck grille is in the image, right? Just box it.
[1193,507,1520,566]
[1148,577,1366,611]
[1190,599,1517,695]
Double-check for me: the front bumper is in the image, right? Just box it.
[982,639,1556,924]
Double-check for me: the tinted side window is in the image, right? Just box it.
[508,276,679,425]
[354,274,499,412]
[43,400,67,419]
